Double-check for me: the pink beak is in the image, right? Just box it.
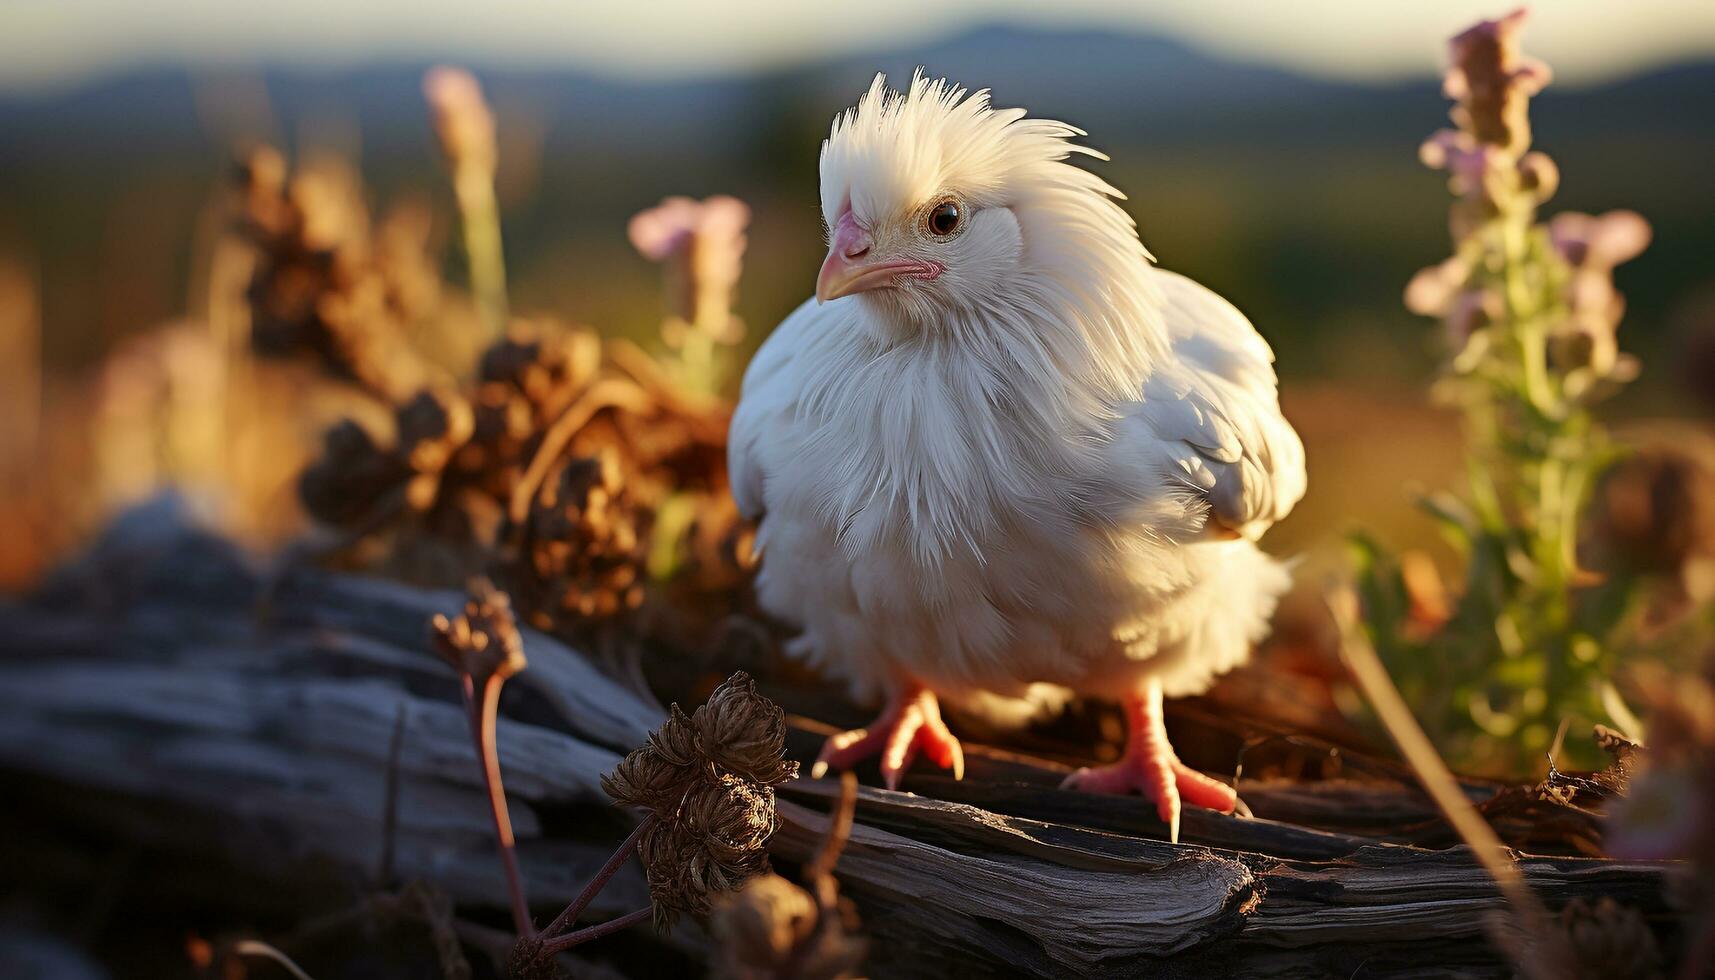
[815,210,940,304]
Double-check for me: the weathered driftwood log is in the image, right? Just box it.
[0,504,1679,978]
[1,502,659,928]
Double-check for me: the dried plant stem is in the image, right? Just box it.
[461,671,532,938]
[538,906,653,954]
[507,377,653,524]
[1328,591,1559,975]
[806,772,858,909]
[540,812,658,941]
[230,939,319,980]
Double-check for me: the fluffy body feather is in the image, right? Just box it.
[729,73,1305,724]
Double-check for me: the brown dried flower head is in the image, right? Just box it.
[299,418,409,527]
[694,670,797,786]
[235,147,432,398]
[505,448,649,628]
[1591,724,1640,795]
[602,744,692,814]
[396,387,475,474]
[710,771,866,980]
[429,578,527,685]
[633,778,775,929]
[601,672,798,929]
[646,704,704,770]
[684,773,777,869]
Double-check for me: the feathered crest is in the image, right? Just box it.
[816,70,1168,402]
[820,72,1119,238]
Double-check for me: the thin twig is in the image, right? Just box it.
[538,906,652,955]
[462,671,532,938]
[540,812,657,941]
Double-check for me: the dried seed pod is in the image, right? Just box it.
[694,671,798,787]
[711,873,868,980]
[638,774,775,928]
[299,418,409,527]
[396,387,475,475]
[504,448,649,629]
[429,579,527,685]
[683,774,777,871]
[235,147,426,397]
[1591,724,1640,795]
[601,747,694,813]
[479,325,601,420]
[646,704,703,769]
[602,673,796,930]
[710,873,818,979]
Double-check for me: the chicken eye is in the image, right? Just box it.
[925,199,962,238]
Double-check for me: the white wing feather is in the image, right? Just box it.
[728,297,824,521]
[1122,269,1305,540]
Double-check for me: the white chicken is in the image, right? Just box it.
[728,72,1306,841]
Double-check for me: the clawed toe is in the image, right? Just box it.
[811,685,964,789]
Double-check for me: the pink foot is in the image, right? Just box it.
[810,684,965,791]
[1060,679,1237,843]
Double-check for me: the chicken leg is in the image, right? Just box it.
[1060,677,1238,843]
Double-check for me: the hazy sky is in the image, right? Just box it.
[3,0,1713,91]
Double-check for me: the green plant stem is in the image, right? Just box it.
[453,167,508,340]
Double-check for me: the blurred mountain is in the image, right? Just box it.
[1,23,1712,396]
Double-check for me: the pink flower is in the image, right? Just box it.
[1445,8,1551,103]
[627,197,701,263]
[1419,130,1507,207]
[628,196,749,265]
[1404,257,1468,317]
[1443,8,1551,152]
[628,196,751,328]
[422,66,496,174]
[1549,210,1652,270]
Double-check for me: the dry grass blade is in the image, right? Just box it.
[1327,587,1566,978]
